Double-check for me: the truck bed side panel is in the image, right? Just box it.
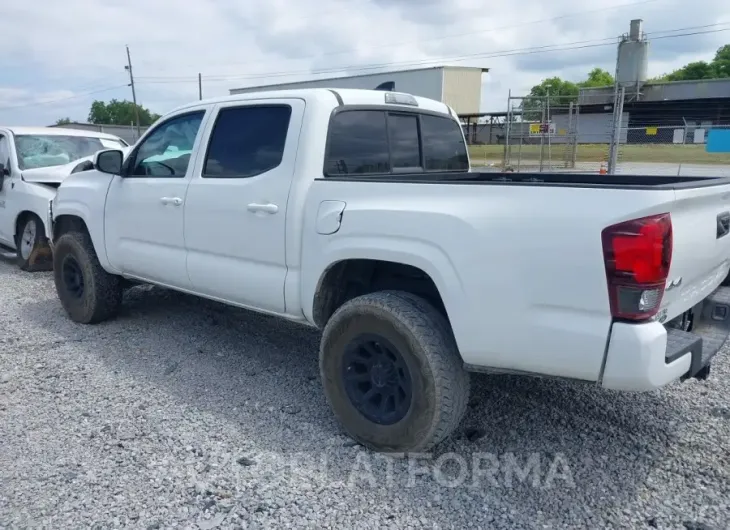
[302,180,681,381]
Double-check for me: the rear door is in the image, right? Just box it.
[184,98,305,314]
[662,183,730,320]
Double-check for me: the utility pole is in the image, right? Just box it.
[198,73,202,100]
[125,45,141,138]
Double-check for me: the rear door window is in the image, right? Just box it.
[420,114,469,171]
[203,105,292,178]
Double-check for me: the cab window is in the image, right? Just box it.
[128,112,204,177]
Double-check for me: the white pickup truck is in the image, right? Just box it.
[49,88,730,452]
[0,126,128,271]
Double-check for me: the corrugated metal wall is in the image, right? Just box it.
[230,68,445,102]
[465,112,628,145]
[580,78,730,106]
[441,67,482,115]
[551,112,629,144]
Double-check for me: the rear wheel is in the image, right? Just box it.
[15,214,52,272]
[53,231,122,324]
[320,290,469,453]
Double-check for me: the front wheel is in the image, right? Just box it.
[16,214,52,272]
[53,231,123,324]
[320,290,470,453]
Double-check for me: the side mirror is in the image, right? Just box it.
[94,149,124,175]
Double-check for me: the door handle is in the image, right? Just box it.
[247,202,279,214]
[160,197,183,206]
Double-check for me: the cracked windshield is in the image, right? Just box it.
[15,135,125,170]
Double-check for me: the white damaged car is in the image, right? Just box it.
[0,126,129,271]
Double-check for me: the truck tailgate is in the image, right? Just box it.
[662,183,730,321]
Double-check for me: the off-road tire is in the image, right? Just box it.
[15,214,53,272]
[53,231,122,324]
[320,290,470,453]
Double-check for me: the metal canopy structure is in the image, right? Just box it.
[459,110,523,145]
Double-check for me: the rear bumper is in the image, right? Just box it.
[601,286,730,391]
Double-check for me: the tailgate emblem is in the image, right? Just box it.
[717,212,730,239]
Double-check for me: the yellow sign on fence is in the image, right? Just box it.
[646,127,658,135]
[529,123,541,134]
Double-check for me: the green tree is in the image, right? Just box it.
[524,42,730,112]
[579,68,614,87]
[521,77,580,120]
[522,69,617,119]
[711,44,730,78]
[54,117,72,125]
[654,44,730,81]
[88,99,160,126]
[665,61,717,81]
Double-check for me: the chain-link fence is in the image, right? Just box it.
[466,93,616,173]
[466,89,730,176]
[505,94,584,172]
[614,124,730,176]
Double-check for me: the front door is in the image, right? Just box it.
[184,99,305,314]
[104,110,207,288]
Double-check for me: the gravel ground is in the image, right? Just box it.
[1,258,729,530]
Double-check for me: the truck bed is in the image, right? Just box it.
[307,168,730,381]
[322,171,730,190]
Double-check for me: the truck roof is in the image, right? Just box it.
[0,126,124,141]
[171,88,454,118]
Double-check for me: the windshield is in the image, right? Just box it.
[15,134,126,170]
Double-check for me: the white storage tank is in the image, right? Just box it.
[617,19,649,87]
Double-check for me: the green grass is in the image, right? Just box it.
[469,143,730,165]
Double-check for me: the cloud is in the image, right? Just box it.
[0,0,728,125]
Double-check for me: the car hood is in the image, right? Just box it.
[21,146,131,184]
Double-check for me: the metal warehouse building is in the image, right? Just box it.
[229,65,488,115]
[577,78,730,144]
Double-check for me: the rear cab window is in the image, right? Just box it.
[324,108,468,177]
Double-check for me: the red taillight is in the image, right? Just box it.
[601,213,673,321]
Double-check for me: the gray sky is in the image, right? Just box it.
[0,0,728,126]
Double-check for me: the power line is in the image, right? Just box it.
[136,22,730,83]
[135,25,730,86]
[0,84,128,111]
[1,22,726,113]
[651,27,730,40]
[138,38,619,84]
[136,0,661,73]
